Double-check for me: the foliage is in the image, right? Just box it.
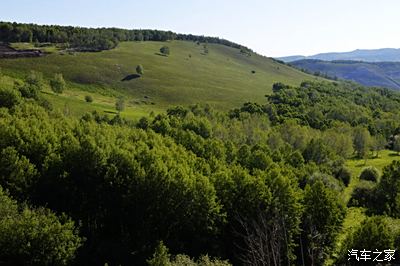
[147,241,231,266]
[0,187,82,265]
[0,21,252,52]
[337,216,394,265]
[85,95,93,103]
[137,64,144,75]
[300,180,346,265]
[160,46,170,55]
[50,73,66,94]
[0,86,21,108]
[115,97,125,112]
[359,166,380,182]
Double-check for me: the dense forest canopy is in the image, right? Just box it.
[1,69,400,265]
[0,21,252,51]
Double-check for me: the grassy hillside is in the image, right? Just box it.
[0,41,318,119]
[291,59,400,90]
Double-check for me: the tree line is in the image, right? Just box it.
[0,21,252,52]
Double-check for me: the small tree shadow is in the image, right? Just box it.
[154,53,168,57]
[121,74,141,81]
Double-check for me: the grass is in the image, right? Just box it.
[0,41,320,119]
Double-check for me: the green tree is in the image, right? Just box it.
[147,241,170,266]
[136,64,144,75]
[375,161,400,217]
[0,187,82,265]
[372,134,386,158]
[50,73,66,94]
[394,136,400,155]
[115,97,125,112]
[301,180,346,266]
[25,71,44,92]
[353,127,371,160]
[0,147,37,200]
[160,46,170,55]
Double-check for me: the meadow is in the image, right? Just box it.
[0,41,318,119]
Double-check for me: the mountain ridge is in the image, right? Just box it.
[278,48,400,62]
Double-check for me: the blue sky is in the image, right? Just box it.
[1,0,399,57]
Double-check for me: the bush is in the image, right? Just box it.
[349,180,376,209]
[50,73,66,94]
[160,46,170,55]
[136,65,144,75]
[147,241,231,266]
[85,95,93,103]
[0,87,21,108]
[336,167,351,186]
[359,167,380,182]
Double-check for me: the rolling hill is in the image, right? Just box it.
[290,59,400,90]
[278,48,400,63]
[0,41,318,119]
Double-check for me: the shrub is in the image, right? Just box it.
[115,97,125,112]
[160,46,170,55]
[50,73,66,94]
[349,180,376,209]
[336,167,351,186]
[359,167,380,182]
[0,87,21,108]
[85,95,93,103]
[136,65,144,75]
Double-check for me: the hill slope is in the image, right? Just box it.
[0,41,318,118]
[279,48,400,63]
[290,59,400,90]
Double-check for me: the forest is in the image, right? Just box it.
[1,71,400,265]
[0,21,251,52]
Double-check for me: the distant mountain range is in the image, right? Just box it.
[278,48,400,63]
[290,59,400,90]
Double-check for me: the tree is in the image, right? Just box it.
[353,127,371,161]
[160,46,170,56]
[371,134,386,158]
[301,180,346,266]
[50,73,66,94]
[26,71,44,92]
[0,147,37,200]
[115,97,125,112]
[394,135,400,155]
[0,187,82,265]
[136,64,144,75]
[375,161,400,217]
[147,241,170,266]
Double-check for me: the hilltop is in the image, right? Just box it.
[0,40,317,119]
[278,48,400,63]
[290,59,400,90]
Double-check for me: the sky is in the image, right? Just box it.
[1,0,400,57]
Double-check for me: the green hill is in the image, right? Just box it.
[0,41,318,119]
